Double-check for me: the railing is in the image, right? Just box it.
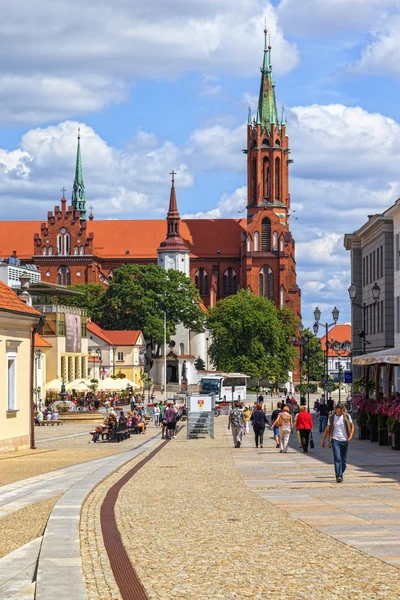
[33,304,88,316]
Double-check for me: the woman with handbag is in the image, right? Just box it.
[272,406,293,453]
[295,406,313,453]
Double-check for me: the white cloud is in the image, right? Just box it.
[0,0,298,123]
[0,121,193,219]
[278,0,398,36]
[187,123,245,172]
[351,14,400,77]
[183,186,247,219]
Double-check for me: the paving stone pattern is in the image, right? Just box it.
[236,421,400,568]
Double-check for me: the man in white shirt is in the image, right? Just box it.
[321,403,354,483]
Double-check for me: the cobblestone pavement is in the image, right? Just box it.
[237,417,400,568]
[109,420,400,600]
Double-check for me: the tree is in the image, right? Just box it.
[300,328,324,382]
[206,289,297,383]
[58,283,105,321]
[194,357,206,371]
[99,264,205,350]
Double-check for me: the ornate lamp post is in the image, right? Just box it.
[313,306,340,402]
[112,345,117,376]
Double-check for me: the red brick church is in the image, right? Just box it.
[0,32,301,321]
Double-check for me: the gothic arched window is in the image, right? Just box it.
[48,246,53,255]
[254,232,259,252]
[273,232,278,251]
[57,228,70,255]
[280,287,285,307]
[80,246,84,255]
[280,235,285,252]
[261,218,271,252]
[275,157,281,200]
[263,157,269,198]
[262,138,269,148]
[258,266,274,300]
[247,237,251,252]
[223,268,238,297]
[194,268,209,296]
[252,158,257,202]
[74,246,79,255]
[179,343,185,356]
[57,266,71,286]
[43,247,48,256]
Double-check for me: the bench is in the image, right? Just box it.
[36,420,63,426]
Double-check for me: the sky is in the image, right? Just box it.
[0,0,400,327]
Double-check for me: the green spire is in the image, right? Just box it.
[258,28,279,131]
[71,127,86,221]
[256,106,261,125]
[247,105,252,125]
[281,104,286,126]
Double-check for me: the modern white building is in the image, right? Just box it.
[0,255,40,289]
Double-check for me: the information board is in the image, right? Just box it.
[344,371,353,384]
[189,396,212,412]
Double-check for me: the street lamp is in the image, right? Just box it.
[96,348,101,380]
[34,349,42,409]
[112,345,117,376]
[293,327,311,412]
[313,306,340,402]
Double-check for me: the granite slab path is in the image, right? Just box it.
[235,419,400,567]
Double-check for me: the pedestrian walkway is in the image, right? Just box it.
[0,431,161,520]
[235,420,400,567]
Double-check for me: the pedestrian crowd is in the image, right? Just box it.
[228,393,354,483]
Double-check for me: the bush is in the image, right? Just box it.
[377,414,388,431]
[367,413,378,430]
[387,417,400,433]
[356,410,368,428]
[295,383,317,394]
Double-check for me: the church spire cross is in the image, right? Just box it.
[61,187,67,197]
[170,169,176,187]
[258,26,278,132]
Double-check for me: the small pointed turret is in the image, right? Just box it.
[247,106,252,125]
[71,128,86,221]
[257,28,279,132]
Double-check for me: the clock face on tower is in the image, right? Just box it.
[168,257,175,266]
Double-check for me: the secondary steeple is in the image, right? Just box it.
[71,128,87,221]
[258,28,279,131]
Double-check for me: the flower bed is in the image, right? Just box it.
[352,395,400,449]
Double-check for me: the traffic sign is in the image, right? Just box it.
[344,371,353,384]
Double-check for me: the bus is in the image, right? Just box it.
[198,373,248,402]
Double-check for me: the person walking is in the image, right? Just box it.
[272,406,293,453]
[153,403,160,427]
[250,403,269,448]
[321,403,354,483]
[228,401,246,448]
[270,402,282,448]
[296,406,313,453]
[243,405,251,435]
[165,402,177,439]
[319,399,328,433]
[327,396,334,413]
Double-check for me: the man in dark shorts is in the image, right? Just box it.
[270,402,282,448]
[165,402,177,439]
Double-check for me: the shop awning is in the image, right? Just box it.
[353,347,400,366]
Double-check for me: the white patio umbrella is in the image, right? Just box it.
[97,378,128,391]
[119,378,140,390]
[45,378,63,392]
[66,379,91,392]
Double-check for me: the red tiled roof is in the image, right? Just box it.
[0,281,41,316]
[0,218,246,260]
[105,330,142,346]
[34,332,52,347]
[320,323,352,357]
[87,321,114,345]
[87,321,142,346]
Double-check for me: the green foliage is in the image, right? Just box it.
[206,290,296,383]
[58,283,105,321]
[300,329,324,381]
[356,410,368,428]
[194,357,206,371]
[387,417,400,433]
[367,413,378,430]
[353,377,375,394]
[295,383,317,394]
[377,414,388,431]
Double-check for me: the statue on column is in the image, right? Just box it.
[181,360,188,391]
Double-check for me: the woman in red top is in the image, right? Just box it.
[296,406,313,453]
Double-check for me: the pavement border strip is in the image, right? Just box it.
[100,427,183,600]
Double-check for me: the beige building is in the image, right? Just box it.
[0,281,42,453]
[87,322,145,386]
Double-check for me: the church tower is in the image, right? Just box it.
[243,29,301,320]
[71,128,87,221]
[157,170,190,276]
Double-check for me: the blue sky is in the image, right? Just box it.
[0,0,400,326]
